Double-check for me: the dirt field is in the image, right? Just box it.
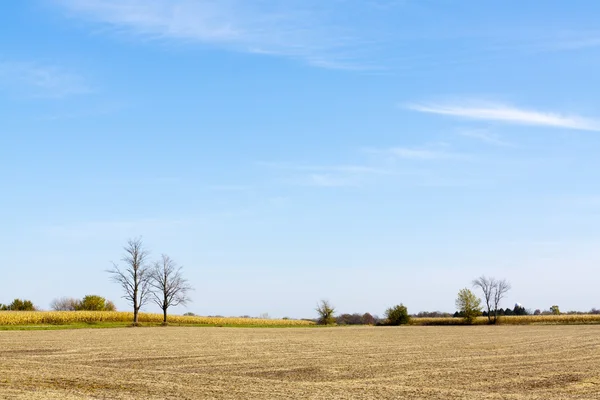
[1,326,599,399]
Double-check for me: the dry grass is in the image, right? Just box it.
[1,326,600,399]
[410,314,600,326]
[0,311,313,327]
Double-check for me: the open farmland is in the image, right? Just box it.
[1,326,599,399]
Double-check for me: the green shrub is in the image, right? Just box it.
[455,288,482,324]
[316,300,336,325]
[6,299,36,311]
[76,295,116,311]
[385,304,410,325]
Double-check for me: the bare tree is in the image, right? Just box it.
[149,254,193,324]
[494,279,511,321]
[472,275,511,324]
[50,297,79,311]
[472,276,495,324]
[107,238,151,325]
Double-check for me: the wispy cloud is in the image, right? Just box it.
[308,174,359,187]
[388,147,463,160]
[258,161,393,188]
[458,128,512,147]
[364,144,467,161]
[0,61,91,98]
[406,101,600,132]
[53,0,393,70]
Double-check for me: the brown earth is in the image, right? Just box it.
[1,326,599,399]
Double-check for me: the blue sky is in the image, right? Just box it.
[1,1,599,318]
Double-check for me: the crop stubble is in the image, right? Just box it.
[1,326,599,399]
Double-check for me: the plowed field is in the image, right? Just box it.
[1,326,599,399]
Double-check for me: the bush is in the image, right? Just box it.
[385,304,410,325]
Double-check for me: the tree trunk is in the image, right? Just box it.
[133,307,139,325]
[163,307,167,324]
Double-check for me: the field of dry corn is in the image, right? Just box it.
[1,325,599,399]
[409,314,600,325]
[0,311,313,327]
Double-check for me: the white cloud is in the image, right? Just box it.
[53,0,389,70]
[407,101,600,131]
[458,129,512,147]
[0,61,91,98]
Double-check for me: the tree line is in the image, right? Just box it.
[107,238,193,325]
[2,240,598,325]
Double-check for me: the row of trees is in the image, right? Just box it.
[0,238,193,327]
[456,276,511,324]
[50,295,116,311]
[315,300,410,326]
[0,299,36,311]
[107,238,193,325]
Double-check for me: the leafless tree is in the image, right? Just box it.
[149,254,193,324]
[107,238,151,325]
[494,279,511,320]
[50,297,79,311]
[472,275,511,324]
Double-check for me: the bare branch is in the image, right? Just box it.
[148,254,194,324]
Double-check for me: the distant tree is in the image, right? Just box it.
[336,313,364,325]
[385,304,410,326]
[455,288,482,324]
[416,311,453,318]
[534,309,542,315]
[107,238,152,325]
[183,312,196,316]
[362,312,375,325]
[78,295,114,311]
[50,297,80,311]
[513,305,528,316]
[504,307,514,316]
[149,254,193,325]
[550,305,561,315]
[315,300,336,325]
[590,308,600,315]
[0,304,7,311]
[104,300,117,311]
[472,276,511,324]
[6,299,36,311]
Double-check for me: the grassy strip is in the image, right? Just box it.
[0,322,324,331]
